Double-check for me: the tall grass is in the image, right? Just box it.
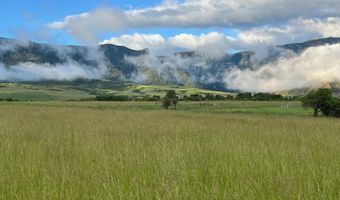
[0,103,339,199]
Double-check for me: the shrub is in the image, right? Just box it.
[236,93,252,100]
[95,94,130,101]
[253,93,283,101]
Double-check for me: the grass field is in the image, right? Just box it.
[0,101,339,199]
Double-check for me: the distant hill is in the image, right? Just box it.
[1,36,340,93]
[278,37,340,53]
[0,37,147,78]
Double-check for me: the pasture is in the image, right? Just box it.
[0,101,339,199]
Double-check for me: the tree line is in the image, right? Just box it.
[0,97,19,102]
[94,92,296,102]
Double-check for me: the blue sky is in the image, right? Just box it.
[1,0,339,50]
[0,0,238,45]
[0,0,163,44]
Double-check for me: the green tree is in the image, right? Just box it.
[329,98,340,117]
[301,88,333,117]
[205,94,215,101]
[162,90,179,110]
[236,92,252,100]
[161,97,171,109]
[165,90,177,100]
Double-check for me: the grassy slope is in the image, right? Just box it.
[0,83,93,101]
[0,82,232,101]
[0,101,339,199]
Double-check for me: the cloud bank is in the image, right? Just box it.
[98,17,340,56]
[0,41,107,82]
[49,0,340,45]
[101,32,231,57]
[224,44,340,92]
[0,62,106,82]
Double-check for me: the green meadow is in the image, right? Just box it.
[0,101,339,199]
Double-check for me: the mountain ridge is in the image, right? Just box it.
[1,36,340,92]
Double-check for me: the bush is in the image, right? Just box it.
[205,94,213,101]
[236,93,252,100]
[95,95,130,101]
[253,93,283,101]
[0,97,19,102]
[214,94,226,101]
[189,94,204,101]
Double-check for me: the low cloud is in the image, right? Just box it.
[125,51,220,84]
[101,32,232,57]
[99,16,340,56]
[0,62,106,82]
[224,44,340,92]
[0,41,107,82]
[101,33,166,51]
[236,18,340,47]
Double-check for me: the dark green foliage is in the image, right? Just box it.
[136,95,161,101]
[149,95,161,101]
[0,97,19,102]
[253,93,283,101]
[226,95,234,100]
[182,95,189,102]
[302,88,332,117]
[214,95,225,101]
[189,94,204,101]
[164,90,177,99]
[182,94,231,101]
[161,98,171,109]
[95,94,130,101]
[236,93,252,100]
[162,90,178,109]
[329,98,340,117]
[205,94,234,101]
[301,88,340,117]
[234,92,288,101]
[205,94,215,101]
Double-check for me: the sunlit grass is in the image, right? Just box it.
[0,102,339,199]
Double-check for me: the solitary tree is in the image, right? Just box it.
[162,90,178,110]
[301,88,333,117]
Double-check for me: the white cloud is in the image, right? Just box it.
[168,32,231,57]
[48,0,340,44]
[100,33,165,50]
[236,18,340,47]
[0,42,108,82]
[224,44,340,92]
[49,8,127,45]
[0,62,106,82]
[101,32,232,57]
[99,16,340,56]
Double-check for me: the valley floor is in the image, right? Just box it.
[0,101,339,199]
